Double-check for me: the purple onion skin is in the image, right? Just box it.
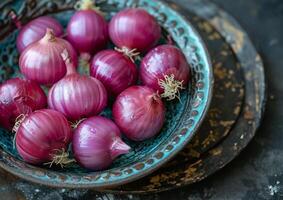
[16,109,72,165]
[67,10,108,54]
[0,78,47,130]
[19,30,78,85]
[73,116,130,170]
[113,86,165,141]
[140,44,190,93]
[48,74,108,121]
[109,8,161,52]
[90,50,137,96]
[17,16,63,54]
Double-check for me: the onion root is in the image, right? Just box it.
[158,74,184,101]
[44,148,75,168]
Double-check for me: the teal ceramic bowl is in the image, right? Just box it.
[0,0,213,188]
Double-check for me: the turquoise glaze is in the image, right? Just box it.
[0,0,213,188]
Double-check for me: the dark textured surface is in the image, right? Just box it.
[0,0,280,199]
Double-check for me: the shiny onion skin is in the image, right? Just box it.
[73,116,130,170]
[19,29,78,85]
[140,44,190,100]
[15,109,72,165]
[48,50,107,121]
[16,16,64,54]
[67,0,108,54]
[0,78,47,130]
[113,86,165,141]
[109,8,161,52]
[90,50,137,96]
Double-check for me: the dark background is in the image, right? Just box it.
[1,0,282,199]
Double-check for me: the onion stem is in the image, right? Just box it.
[44,148,75,168]
[158,74,184,101]
[70,118,86,129]
[74,0,104,15]
[114,47,140,63]
[61,49,77,75]
[42,28,56,42]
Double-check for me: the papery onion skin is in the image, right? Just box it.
[73,116,130,170]
[90,50,137,96]
[19,29,78,85]
[0,78,47,130]
[67,10,108,54]
[140,44,190,93]
[109,8,161,52]
[16,109,72,165]
[113,86,165,141]
[17,16,64,54]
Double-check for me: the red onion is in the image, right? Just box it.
[19,29,78,85]
[113,86,165,141]
[48,49,107,121]
[109,8,161,52]
[67,0,108,55]
[15,109,72,166]
[140,44,190,100]
[72,116,130,170]
[90,50,137,96]
[15,15,64,54]
[0,78,46,130]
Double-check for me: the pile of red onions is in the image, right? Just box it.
[140,44,190,100]
[113,86,165,141]
[14,15,64,54]
[73,116,130,170]
[48,49,107,121]
[0,78,46,130]
[19,29,77,85]
[0,4,192,171]
[90,50,137,96]
[15,109,72,165]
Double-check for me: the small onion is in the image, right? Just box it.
[48,49,107,121]
[90,49,137,96]
[19,29,78,85]
[109,8,161,52]
[73,116,130,170]
[67,0,108,55]
[113,86,165,141]
[15,109,72,165]
[15,16,64,54]
[140,44,190,100]
[0,78,46,130]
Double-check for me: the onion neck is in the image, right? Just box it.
[110,137,130,159]
[42,28,56,43]
[61,49,77,75]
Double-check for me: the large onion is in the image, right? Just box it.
[19,29,78,85]
[0,78,46,130]
[140,44,190,100]
[109,8,161,52]
[48,49,107,121]
[73,116,130,170]
[113,86,165,141]
[15,109,72,166]
[90,49,137,96]
[67,0,108,55]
